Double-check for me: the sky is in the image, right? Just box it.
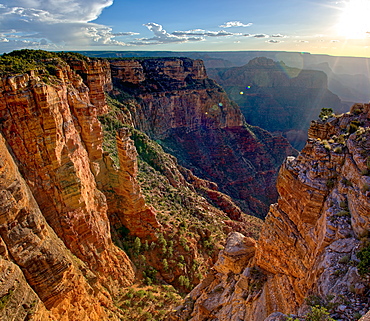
[0,0,369,57]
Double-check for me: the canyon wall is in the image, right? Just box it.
[174,104,370,321]
[0,51,269,319]
[2,51,365,321]
[110,57,296,218]
[207,57,346,149]
[0,54,141,320]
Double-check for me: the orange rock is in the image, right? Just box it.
[0,63,134,318]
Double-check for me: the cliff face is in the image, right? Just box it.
[0,51,268,320]
[0,133,117,320]
[110,57,295,218]
[0,56,141,320]
[207,57,346,149]
[110,58,243,138]
[174,104,370,321]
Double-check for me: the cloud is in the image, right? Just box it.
[253,34,269,38]
[271,34,286,38]
[172,29,239,37]
[219,21,252,28]
[2,0,113,22]
[113,32,140,36]
[331,39,340,42]
[129,23,245,46]
[129,23,204,45]
[0,0,136,52]
[267,39,281,43]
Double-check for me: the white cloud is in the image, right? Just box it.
[271,34,286,38]
[129,23,204,45]
[113,32,140,36]
[219,21,252,28]
[2,0,113,22]
[0,0,135,52]
[172,29,239,37]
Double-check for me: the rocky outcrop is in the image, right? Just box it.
[111,58,243,139]
[0,133,118,320]
[174,104,370,320]
[0,52,269,320]
[0,55,142,320]
[99,128,161,240]
[63,56,113,114]
[110,58,296,218]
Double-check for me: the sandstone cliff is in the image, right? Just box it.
[0,50,268,320]
[110,57,296,218]
[0,51,139,320]
[173,104,370,321]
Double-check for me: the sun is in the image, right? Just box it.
[337,0,370,39]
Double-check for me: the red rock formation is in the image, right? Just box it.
[163,126,295,218]
[0,134,118,320]
[174,104,370,320]
[110,58,243,137]
[0,59,137,319]
[63,57,112,114]
[110,58,296,218]
[99,128,161,240]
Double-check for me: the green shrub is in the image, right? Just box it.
[336,210,350,218]
[362,183,370,192]
[338,255,350,264]
[341,178,352,187]
[339,200,348,210]
[306,306,335,321]
[178,275,191,289]
[326,179,335,188]
[0,289,13,311]
[333,146,342,154]
[163,259,169,271]
[319,108,334,120]
[347,121,361,134]
[357,243,370,276]
[133,237,141,255]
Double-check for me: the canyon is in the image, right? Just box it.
[0,50,368,320]
[171,103,370,321]
[207,57,347,149]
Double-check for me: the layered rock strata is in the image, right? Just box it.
[0,134,116,320]
[0,53,268,319]
[110,58,243,138]
[0,56,141,319]
[110,58,296,218]
[174,104,370,320]
[99,128,161,240]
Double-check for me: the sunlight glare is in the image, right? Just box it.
[337,0,370,39]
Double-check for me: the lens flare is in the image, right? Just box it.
[337,0,370,39]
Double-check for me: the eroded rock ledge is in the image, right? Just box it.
[172,104,370,321]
